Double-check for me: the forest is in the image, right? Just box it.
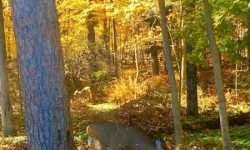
[0,0,250,149]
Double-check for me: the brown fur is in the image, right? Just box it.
[86,122,160,150]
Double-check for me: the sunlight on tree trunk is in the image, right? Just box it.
[180,39,186,95]
[202,0,231,149]
[158,0,183,149]
[179,0,186,102]
[129,2,139,95]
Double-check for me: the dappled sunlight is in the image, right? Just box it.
[87,103,120,111]
[1,0,250,149]
[0,136,27,150]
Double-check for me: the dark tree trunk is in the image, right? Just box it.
[87,12,96,74]
[186,44,198,116]
[87,13,95,44]
[112,18,119,76]
[151,54,159,75]
[103,16,110,68]
[10,0,76,149]
[87,0,96,76]
[148,45,161,76]
[87,6,97,102]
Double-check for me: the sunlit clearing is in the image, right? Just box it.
[87,103,120,111]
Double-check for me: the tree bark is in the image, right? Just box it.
[247,15,250,71]
[180,39,186,95]
[149,45,160,76]
[112,18,119,76]
[180,0,186,96]
[87,12,96,76]
[10,0,76,149]
[186,44,198,116]
[103,15,111,71]
[0,0,15,136]
[158,0,183,149]
[87,4,97,102]
[146,45,161,76]
[202,0,231,149]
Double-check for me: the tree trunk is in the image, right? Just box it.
[180,0,186,96]
[150,46,159,76]
[112,18,119,76]
[87,5,97,102]
[186,44,198,116]
[87,11,96,76]
[10,1,76,149]
[247,17,250,71]
[158,0,183,149]
[0,0,15,136]
[180,39,186,95]
[202,0,231,149]
[103,16,110,71]
[148,45,160,76]
[134,44,139,99]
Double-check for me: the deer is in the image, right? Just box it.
[86,122,167,150]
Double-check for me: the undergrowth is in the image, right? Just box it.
[1,70,250,149]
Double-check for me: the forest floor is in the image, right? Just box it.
[1,68,250,150]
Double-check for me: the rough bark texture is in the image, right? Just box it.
[202,0,231,149]
[186,44,198,116]
[150,46,159,76]
[0,0,14,136]
[158,0,183,149]
[10,1,76,149]
[147,45,160,76]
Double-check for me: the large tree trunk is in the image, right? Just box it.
[186,44,198,116]
[10,1,76,149]
[0,0,14,136]
[202,0,231,149]
[158,0,182,149]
